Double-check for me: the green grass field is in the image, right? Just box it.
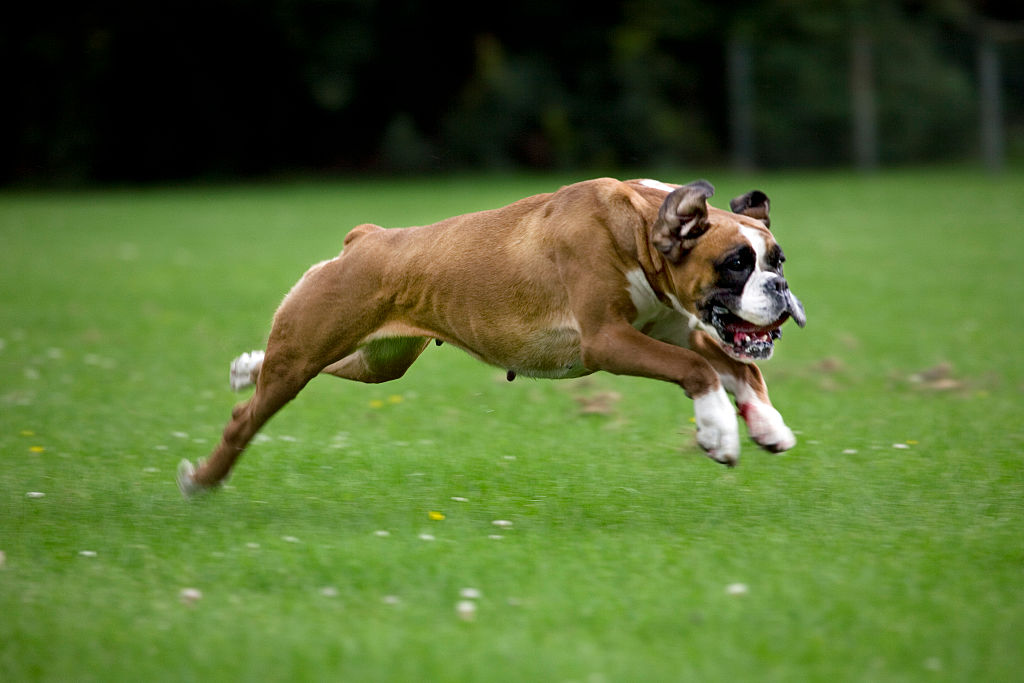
[2,169,1022,681]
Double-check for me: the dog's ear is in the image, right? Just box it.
[651,180,714,262]
[729,190,770,228]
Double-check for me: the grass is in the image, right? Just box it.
[1,168,1022,681]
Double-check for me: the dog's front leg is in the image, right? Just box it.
[581,323,740,466]
[689,331,796,454]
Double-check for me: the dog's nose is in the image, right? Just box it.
[768,276,789,294]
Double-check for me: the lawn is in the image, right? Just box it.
[1,168,1022,681]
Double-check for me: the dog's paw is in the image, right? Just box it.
[739,401,797,453]
[693,386,741,466]
[229,350,265,391]
[177,459,211,499]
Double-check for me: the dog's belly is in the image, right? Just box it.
[460,320,589,379]
[507,324,589,379]
[361,317,589,380]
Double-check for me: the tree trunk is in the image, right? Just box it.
[850,31,879,171]
[977,36,1005,173]
[727,38,755,171]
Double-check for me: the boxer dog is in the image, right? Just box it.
[178,178,805,496]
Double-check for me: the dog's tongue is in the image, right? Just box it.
[727,318,783,335]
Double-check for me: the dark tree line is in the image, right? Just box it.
[2,0,1022,184]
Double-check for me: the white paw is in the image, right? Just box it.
[229,350,265,391]
[177,459,204,498]
[693,386,741,466]
[740,400,796,453]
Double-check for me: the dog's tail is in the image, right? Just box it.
[229,350,265,391]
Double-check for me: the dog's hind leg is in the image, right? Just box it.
[178,251,395,497]
[179,351,323,496]
[178,338,424,496]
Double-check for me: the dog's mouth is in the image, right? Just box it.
[709,306,788,361]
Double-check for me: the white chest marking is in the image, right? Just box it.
[625,269,697,347]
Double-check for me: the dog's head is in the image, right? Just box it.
[651,180,806,362]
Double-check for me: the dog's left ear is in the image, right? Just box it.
[729,190,770,228]
[652,180,714,263]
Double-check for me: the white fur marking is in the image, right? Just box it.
[177,459,205,498]
[638,179,676,193]
[230,350,265,391]
[740,227,768,263]
[720,373,796,453]
[738,226,784,326]
[625,269,693,347]
[693,385,740,465]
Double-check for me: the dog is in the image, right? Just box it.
[177,177,805,496]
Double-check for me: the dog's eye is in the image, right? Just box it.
[768,248,786,271]
[722,249,753,272]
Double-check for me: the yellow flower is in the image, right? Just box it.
[369,399,385,409]
[428,511,446,521]
[387,394,404,404]
[29,446,45,453]
[906,440,919,445]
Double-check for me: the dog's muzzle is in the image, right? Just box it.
[704,278,806,362]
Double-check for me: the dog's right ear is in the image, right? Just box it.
[651,180,714,262]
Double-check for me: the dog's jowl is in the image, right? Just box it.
[178,178,805,496]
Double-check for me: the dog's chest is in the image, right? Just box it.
[625,269,694,347]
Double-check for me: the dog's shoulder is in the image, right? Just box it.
[343,223,385,248]
[539,177,663,225]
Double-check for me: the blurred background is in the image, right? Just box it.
[3,0,1022,186]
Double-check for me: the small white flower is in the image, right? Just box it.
[492,520,513,528]
[320,586,339,598]
[488,534,504,540]
[842,449,858,455]
[373,530,391,537]
[179,587,203,604]
[455,600,477,621]
[79,550,97,558]
[26,492,45,499]
[725,582,749,596]
[382,595,401,605]
[282,536,300,543]
[245,542,260,549]
[893,443,910,449]
[451,496,469,503]
[460,587,482,600]
[171,431,189,439]
[418,533,435,541]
